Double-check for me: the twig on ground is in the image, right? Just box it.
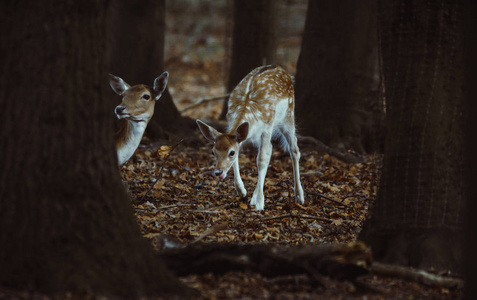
[179,94,230,113]
[308,191,349,207]
[261,214,332,223]
[190,210,222,214]
[301,171,324,177]
[156,204,191,210]
[341,194,370,202]
[191,222,228,244]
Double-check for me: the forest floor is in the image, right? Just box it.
[121,132,461,300]
[121,1,462,298]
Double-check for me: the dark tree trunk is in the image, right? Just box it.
[295,0,384,154]
[107,0,189,139]
[0,1,194,297]
[219,0,278,119]
[359,0,464,274]
[464,1,477,297]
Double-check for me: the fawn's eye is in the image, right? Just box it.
[229,150,235,157]
[142,94,151,100]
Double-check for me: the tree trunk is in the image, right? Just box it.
[359,0,464,274]
[0,1,195,297]
[219,0,278,119]
[294,0,384,154]
[107,0,190,139]
[464,1,477,297]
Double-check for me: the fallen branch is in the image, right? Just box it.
[297,135,364,164]
[179,94,230,113]
[370,262,464,289]
[160,241,371,281]
[157,238,463,290]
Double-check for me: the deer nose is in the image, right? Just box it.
[214,170,223,177]
[115,106,125,115]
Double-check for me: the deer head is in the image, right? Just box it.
[109,72,169,123]
[109,72,169,165]
[196,120,249,179]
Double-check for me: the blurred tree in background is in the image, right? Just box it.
[294,0,384,154]
[108,0,194,139]
[219,0,279,119]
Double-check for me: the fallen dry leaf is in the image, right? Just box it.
[157,145,173,158]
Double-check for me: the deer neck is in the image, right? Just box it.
[116,119,148,165]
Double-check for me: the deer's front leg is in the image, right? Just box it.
[233,157,247,200]
[251,135,273,211]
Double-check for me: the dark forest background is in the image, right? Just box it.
[0,0,472,299]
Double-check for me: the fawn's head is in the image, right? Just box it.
[196,120,249,179]
[109,72,169,123]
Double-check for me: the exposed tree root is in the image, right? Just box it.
[370,262,463,289]
[160,241,371,282]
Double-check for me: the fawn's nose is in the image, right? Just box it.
[115,106,126,115]
[214,170,223,177]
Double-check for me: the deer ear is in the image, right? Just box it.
[109,74,131,95]
[235,122,249,143]
[154,71,169,100]
[196,119,220,142]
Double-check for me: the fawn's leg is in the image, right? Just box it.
[233,157,247,200]
[251,132,273,210]
[281,125,305,204]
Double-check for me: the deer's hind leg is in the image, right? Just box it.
[280,118,305,204]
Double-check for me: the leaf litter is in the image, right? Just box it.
[122,142,378,248]
[119,139,461,299]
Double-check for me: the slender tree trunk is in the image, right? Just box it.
[359,0,465,274]
[295,0,384,154]
[219,0,278,120]
[0,1,194,297]
[107,0,187,139]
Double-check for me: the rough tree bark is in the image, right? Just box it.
[359,0,464,274]
[107,0,194,139]
[219,0,278,119]
[294,0,384,154]
[0,1,195,298]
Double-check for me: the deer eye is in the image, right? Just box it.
[142,94,151,100]
[229,150,235,157]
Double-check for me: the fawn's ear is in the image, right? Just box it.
[235,122,249,143]
[109,74,131,96]
[196,120,220,142]
[153,71,169,100]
